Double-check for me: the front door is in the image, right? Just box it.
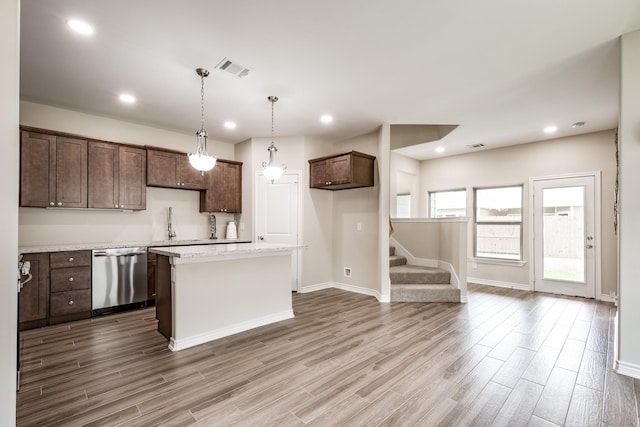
[256,171,301,291]
[532,174,598,298]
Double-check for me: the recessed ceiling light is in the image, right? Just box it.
[435,147,445,153]
[543,125,558,134]
[119,93,135,103]
[572,121,585,128]
[320,115,333,124]
[224,121,237,129]
[67,19,94,35]
[119,93,136,104]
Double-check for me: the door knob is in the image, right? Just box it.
[258,236,264,241]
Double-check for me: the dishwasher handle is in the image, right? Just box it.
[93,250,147,257]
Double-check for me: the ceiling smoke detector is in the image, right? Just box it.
[215,57,250,78]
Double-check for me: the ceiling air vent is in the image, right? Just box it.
[215,57,250,78]
[467,143,485,149]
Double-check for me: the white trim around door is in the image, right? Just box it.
[255,170,304,292]
[528,172,602,299]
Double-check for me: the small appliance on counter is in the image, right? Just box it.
[226,221,238,240]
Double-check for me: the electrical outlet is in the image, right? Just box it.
[344,267,352,277]
[356,223,362,231]
[472,262,477,269]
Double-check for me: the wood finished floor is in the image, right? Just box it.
[16,284,640,426]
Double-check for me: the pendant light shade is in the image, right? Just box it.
[189,68,217,173]
[262,96,286,183]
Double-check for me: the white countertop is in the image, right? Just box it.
[19,239,251,254]
[150,242,303,260]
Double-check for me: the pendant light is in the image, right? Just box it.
[262,96,286,183]
[188,68,217,173]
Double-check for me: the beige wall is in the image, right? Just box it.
[417,130,617,295]
[302,137,334,287]
[18,102,237,246]
[1,0,19,422]
[390,153,420,217]
[332,132,381,294]
[618,30,640,374]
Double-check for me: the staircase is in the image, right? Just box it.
[389,246,461,302]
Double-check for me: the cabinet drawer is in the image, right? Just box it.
[50,250,91,269]
[50,266,91,292]
[50,290,91,316]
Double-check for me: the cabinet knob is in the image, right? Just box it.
[68,277,74,282]
[69,257,74,262]
[68,300,74,305]
[49,202,54,206]
[115,204,119,208]
[177,182,180,186]
[57,202,62,206]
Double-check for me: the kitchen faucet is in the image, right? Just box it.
[168,207,177,240]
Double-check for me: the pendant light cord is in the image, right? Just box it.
[271,97,275,146]
[200,73,205,133]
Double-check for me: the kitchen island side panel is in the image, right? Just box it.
[168,253,293,350]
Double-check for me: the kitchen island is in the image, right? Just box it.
[150,242,301,351]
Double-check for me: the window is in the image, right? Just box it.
[429,190,466,218]
[475,186,522,260]
[396,194,411,218]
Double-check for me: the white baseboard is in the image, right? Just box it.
[169,310,294,352]
[468,277,531,291]
[299,282,334,293]
[615,360,640,380]
[300,281,389,303]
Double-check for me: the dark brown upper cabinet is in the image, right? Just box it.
[200,159,242,213]
[88,141,146,210]
[309,151,375,190]
[20,130,88,208]
[146,147,206,190]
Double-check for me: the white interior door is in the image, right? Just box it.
[256,172,300,291]
[532,175,598,298]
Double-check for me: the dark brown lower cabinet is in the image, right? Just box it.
[18,253,50,331]
[49,251,92,325]
[147,251,157,304]
[19,250,92,329]
[155,254,172,339]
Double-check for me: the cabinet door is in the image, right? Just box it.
[309,159,329,188]
[56,137,88,208]
[178,155,206,189]
[147,149,179,188]
[200,163,225,212]
[328,154,351,185]
[20,131,56,207]
[119,145,146,210]
[147,251,156,302]
[19,253,50,325]
[224,162,242,213]
[200,161,242,213]
[88,141,119,209]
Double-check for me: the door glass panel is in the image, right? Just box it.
[542,186,585,282]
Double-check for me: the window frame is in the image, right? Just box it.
[473,184,524,261]
[428,188,467,218]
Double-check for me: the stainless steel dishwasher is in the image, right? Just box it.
[92,247,148,315]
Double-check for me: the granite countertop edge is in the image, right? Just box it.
[19,239,252,254]
[149,243,305,259]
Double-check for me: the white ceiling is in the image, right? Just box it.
[20,0,640,160]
